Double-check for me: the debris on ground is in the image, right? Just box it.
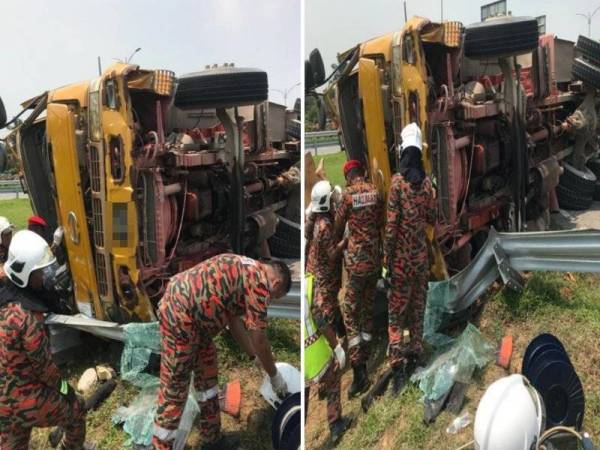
[77,365,116,395]
[112,322,199,450]
[412,324,494,402]
[446,410,472,435]
[496,335,513,369]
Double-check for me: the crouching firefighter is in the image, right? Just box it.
[384,123,436,395]
[153,254,292,450]
[304,273,351,444]
[335,159,384,398]
[0,230,90,450]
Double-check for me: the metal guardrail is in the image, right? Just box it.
[440,228,600,315]
[305,130,340,152]
[46,282,301,342]
[0,179,24,198]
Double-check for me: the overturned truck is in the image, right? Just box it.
[307,16,600,276]
[1,63,301,323]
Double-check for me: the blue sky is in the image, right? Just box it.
[0,0,301,121]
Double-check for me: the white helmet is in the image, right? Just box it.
[400,122,422,151]
[474,374,545,450]
[4,230,56,288]
[310,180,333,213]
[0,216,12,236]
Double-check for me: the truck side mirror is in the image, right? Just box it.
[0,97,6,129]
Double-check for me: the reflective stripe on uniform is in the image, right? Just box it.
[197,385,219,402]
[153,424,178,442]
[348,335,362,348]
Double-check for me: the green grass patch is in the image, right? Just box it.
[316,151,346,188]
[0,198,32,229]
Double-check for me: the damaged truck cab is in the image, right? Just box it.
[311,16,596,276]
[8,63,300,322]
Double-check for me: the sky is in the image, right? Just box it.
[306,0,600,72]
[0,0,301,123]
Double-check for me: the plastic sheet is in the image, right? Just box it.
[112,322,199,449]
[423,280,455,348]
[411,323,494,401]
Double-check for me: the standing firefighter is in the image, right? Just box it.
[335,160,383,397]
[0,230,89,450]
[305,182,350,443]
[384,123,436,395]
[153,254,292,450]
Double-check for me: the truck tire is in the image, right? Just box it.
[576,35,600,68]
[0,142,6,172]
[175,67,268,109]
[572,57,600,90]
[594,182,600,201]
[560,162,597,197]
[464,16,539,59]
[587,157,600,178]
[269,218,300,258]
[556,184,593,210]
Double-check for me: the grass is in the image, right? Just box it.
[314,151,346,188]
[0,197,32,228]
[306,272,600,449]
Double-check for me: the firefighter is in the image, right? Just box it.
[334,159,384,397]
[152,254,292,450]
[0,230,89,450]
[384,123,436,395]
[0,216,13,263]
[306,180,347,342]
[304,273,351,444]
[27,215,52,245]
[561,86,598,170]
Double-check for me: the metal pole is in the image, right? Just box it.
[441,0,443,21]
[404,0,408,22]
[97,56,102,76]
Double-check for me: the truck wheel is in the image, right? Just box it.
[464,16,539,59]
[587,157,600,177]
[560,162,597,197]
[175,67,268,109]
[556,184,593,210]
[576,35,600,68]
[269,217,300,258]
[0,142,6,172]
[594,182,600,201]
[572,58,600,90]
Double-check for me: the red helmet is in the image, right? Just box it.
[343,159,362,177]
[28,216,48,227]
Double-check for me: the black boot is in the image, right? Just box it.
[390,365,407,397]
[348,364,370,398]
[330,416,352,444]
[201,434,241,450]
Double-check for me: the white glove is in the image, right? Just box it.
[270,370,289,398]
[334,343,346,370]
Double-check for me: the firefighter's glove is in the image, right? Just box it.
[58,380,76,403]
[334,343,346,370]
[270,370,289,399]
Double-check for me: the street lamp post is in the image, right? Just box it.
[577,6,600,37]
[272,81,301,107]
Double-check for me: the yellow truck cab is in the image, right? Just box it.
[5,63,300,323]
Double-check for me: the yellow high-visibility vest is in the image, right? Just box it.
[304,273,334,383]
